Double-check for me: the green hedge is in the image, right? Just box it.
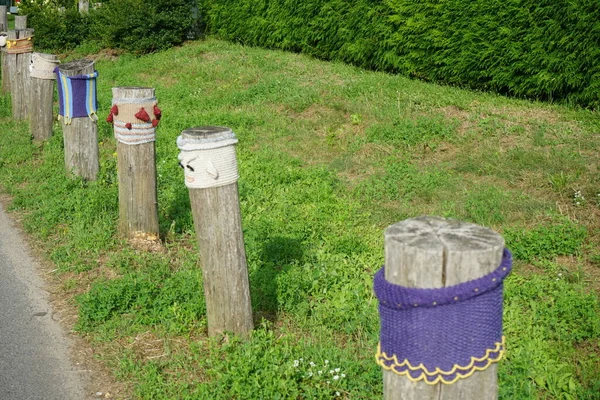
[205,0,600,109]
[20,0,197,54]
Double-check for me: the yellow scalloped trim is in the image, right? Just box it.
[375,336,505,385]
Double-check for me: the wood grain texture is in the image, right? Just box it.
[4,30,16,96]
[30,53,57,141]
[0,6,7,31]
[14,16,27,30]
[10,28,32,120]
[59,59,98,181]
[383,216,504,400]
[113,86,159,239]
[0,7,6,95]
[182,127,253,337]
[189,184,254,337]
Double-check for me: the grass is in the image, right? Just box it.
[1,37,600,399]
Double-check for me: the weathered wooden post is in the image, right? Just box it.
[374,216,511,399]
[0,6,7,32]
[0,6,7,95]
[177,126,254,337]
[30,53,59,140]
[6,16,32,119]
[56,59,99,181]
[107,87,160,239]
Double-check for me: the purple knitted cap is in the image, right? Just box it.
[374,249,512,384]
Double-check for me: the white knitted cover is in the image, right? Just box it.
[177,134,239,189]
[29,53,59,80]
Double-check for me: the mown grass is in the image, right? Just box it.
[1,38,599,399]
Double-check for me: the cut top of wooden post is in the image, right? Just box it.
[384,215,504,288]
[58,58,94,76]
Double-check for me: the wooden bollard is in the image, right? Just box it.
[30,53,59,140]
[109,87,160,239]
[375,216,510,399]
[7,16,32,119]
[0,6,7,95]
[0,6,7,32]
[177,126,254,337]
[56,59,99,181]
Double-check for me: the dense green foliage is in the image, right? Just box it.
[205,0,600,109]
[20,0,197,53]
[89,0,195,53]
[19,0,89,50]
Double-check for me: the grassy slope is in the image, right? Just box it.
[1,38,599,398]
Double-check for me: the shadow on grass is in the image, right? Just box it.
[250,236,304,324]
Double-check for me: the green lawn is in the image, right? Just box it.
[0,38,599,399]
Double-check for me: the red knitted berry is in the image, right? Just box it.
[106,113,114,123]
[125,122,132,130]
[152,119,159,128]
[153,105,162,120]
[110,105,119,115]
[135,107,151,122]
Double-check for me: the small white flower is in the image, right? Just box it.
[341,373,346,378]
[308,372,313,377]
[309,362,315,367]
[325,360,329,365]
[336,392,341,397]
[335,368,341,373]
[300,358,303,362]
[558,273,563,277]
[327,381,330,384]
[293,360,299,368]
[330,370,334,374]
[333,375,339,380]
[318,370,323,375]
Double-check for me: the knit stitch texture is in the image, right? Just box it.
[374,249,512,384]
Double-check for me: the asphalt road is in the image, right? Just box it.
[0,201,88,400]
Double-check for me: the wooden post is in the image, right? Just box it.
[15,15,27,30]
[6,16,32,119]
[177,126,254,337]
[382,216,504,400]
[30,53,59,140]
[111,87,159,240]
[4,29,15,96]
[0,6,7,95]
[0,7,7,95]
[58,59,99,181]
[0,6,7,32]
[78,0,89,13]
[12,28,33,120]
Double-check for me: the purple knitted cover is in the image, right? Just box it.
[374,249,512,384]
[54,67,98,123]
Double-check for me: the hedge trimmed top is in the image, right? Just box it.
[21,0,600,109]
